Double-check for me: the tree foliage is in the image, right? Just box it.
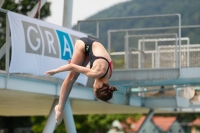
[28,114,142,133]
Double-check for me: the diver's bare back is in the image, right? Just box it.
[92,42,112,62]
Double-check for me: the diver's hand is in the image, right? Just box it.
[44,69,57,76]
[55,105,63,125]
[68,60,71,64]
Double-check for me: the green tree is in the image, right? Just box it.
[0,116,32,133]
[30,114,141,133]
[87,114,141,133]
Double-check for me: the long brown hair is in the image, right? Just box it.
[95,83,117,102]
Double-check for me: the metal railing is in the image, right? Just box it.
[111,44,200,69]
[77,14,182,69]
[111,36,192,69]
[124,33,179,69]
[2,10,200,70]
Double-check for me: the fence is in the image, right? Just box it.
[77,14,200,70]
[111,38,200,69]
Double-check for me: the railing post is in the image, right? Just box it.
[138,40,141,69]
[178,14,182,76]
[141,37,145,68]
[152,53,154,68]
[5,14,10,73]
[155,41,158,68]
[107,31,111,54]
[77,21,80,31]
[125,33,129,69]
[5,13,10,89]
[96,21,99,38]
[187,38,190,67]
[62,0,73,28]
[175,34,178,68]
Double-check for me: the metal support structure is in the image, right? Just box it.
[125,31,129,69]
[187,39,190,67]
[96,22,99,38]
[138,109,155,133]
[155,41,159,68]
[178,14,182,77]
[62,1,76,132]
[78,14,180,27]
[5,13,10,88]
[5,14,10,73]
[141,37,145,68]
[137,36,189,68]
[62,0,73,28]
[126,33,177,69]
[175,34,178,67]
[77,14,180,50]
[43,99,58,133]
[63,99,77,133]
[107,31,111,53]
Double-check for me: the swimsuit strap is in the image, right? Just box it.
[95,56,112,79]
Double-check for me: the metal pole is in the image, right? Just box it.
[178,14,182,76]
[138,40,141,69]
[152,53,154,68]
[175,85,179,107]
[125,34,129,69]
[175,34,178,68]
[158,47,161,68]
[42,99,58,133]
[62,0,73,28]
[155,41,158,68]
[5,13,10,89]
[107,31,111,54]
[77,22,80,31]
[187,38,190,67]
[0,0,4,8]
[5,14,10,73]
[138,109,155,133]
[141,37,145,68]
[63,99,77,133]
[96,22,99,38]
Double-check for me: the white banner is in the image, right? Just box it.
[8,11,88,86]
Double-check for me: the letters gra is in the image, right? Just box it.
[22,21,78,61]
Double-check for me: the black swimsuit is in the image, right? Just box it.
[79,37,112,78]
